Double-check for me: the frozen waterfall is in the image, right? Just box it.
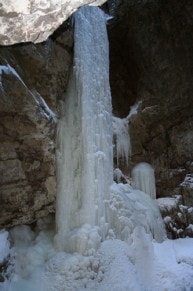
[0,7,170,291]
[55,6,113,252]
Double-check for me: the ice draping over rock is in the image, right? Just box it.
[0,0,107,45]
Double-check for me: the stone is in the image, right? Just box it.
[109,0,193,199]
[180,174,193,208]
[0,26,73,227]
[157,196,190,239]
[0,0,107,45]
[0,160,26,185]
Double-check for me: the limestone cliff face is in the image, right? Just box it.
[0,27,73,227]
[0,0,107,45]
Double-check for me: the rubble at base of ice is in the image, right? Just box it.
[156,174,193,239]
[180,174,193,207]
[157,194,193,239]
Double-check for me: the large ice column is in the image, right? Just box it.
[55,6,113,252]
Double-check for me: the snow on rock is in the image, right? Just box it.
[0,0,107,45]
[0,64,25,90]
[157,194,193,239]
[180,174,193,208]
[0,63,57,123]
[157,197,179,212]
[180,174,193,189]
[113,168,129,184]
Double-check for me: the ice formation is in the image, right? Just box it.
[0,230,10,263]
[131,162,156,199]
[55,6,113,252]
[0,64,25,90]
[0,63,57,122]
[1,6,181,291]
[2,223,193,291]
[107,183,165,242]
[112,101,141,167]
[113,116,130,166]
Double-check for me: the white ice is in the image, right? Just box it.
[1,218,193,291]
[0,64,26,90]
[131,162,156,199]
[112,101,141,167]
[55,6,113,252]
[1,5,193,291]
[0,63,57,122]
[113,116,130,166]
[0,230,10,263]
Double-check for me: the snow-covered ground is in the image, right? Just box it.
[1,183,193,291]
[0,227,193,291]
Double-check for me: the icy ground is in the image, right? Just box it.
[1,229,193,291]
[0,185,193,291]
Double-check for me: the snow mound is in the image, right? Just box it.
[106,183,166,243]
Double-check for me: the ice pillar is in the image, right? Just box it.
[55,7,113,252]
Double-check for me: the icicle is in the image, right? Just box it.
[112,101,141,167]
[131,162,156,199]
[113,116,130,166]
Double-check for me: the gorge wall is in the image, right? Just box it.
[0,26,73,227]
[0,0,193,237]
[109,0,193,196]
[0,0,107,45]
[108,0,193,237]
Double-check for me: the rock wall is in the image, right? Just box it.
[108,0,193,236]
[109,0,193,196]
[0,0,107,45]
[0,25,73,227]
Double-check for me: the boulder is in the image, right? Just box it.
[0,0,107,45]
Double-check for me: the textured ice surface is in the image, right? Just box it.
[113,116,130,166]
[131,162,156,199]
[1,224,193,291]
[0,230,10,263]
[106,183,166,243]
[55,6,113,252]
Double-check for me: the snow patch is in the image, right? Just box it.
[157,197,179,212]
